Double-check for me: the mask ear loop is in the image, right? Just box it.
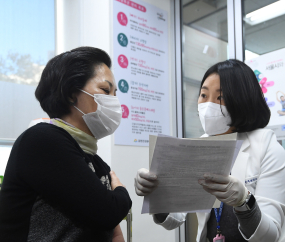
[219,82,232,128]
[74,105,86,115]
[79,89,94,98]
[219,82,226,117]
[78,88,101,107]
[76,89,102,113]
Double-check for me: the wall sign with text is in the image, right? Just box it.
[113,0,170,146]
[245,48,285,140]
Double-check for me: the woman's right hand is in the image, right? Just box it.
[134,168,158,196]
[110,171,125,190]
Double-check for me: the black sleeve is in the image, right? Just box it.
[16,124,132,230]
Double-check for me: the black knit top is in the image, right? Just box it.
[0,123,132,242]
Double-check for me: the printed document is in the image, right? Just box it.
[142,134,243,214]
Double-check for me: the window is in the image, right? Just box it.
[0,0,55,139]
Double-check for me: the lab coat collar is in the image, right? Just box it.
[238,132,250,152]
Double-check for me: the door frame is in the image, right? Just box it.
[174,0,243,241]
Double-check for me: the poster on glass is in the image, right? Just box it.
[245,48,285,142]
[113,0,170,146]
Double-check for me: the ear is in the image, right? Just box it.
[68,93,77,105]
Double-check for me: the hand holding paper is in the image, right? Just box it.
[198,173,248,207]
[141,133,244,214]
[135,168,158,196]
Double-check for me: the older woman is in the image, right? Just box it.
[135,59,285,242]
[0,47,132,242]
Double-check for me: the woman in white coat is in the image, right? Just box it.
[135,59,285,242]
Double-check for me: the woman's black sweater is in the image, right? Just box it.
[0,123,132,242]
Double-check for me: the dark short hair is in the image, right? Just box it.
[200,59,270,133]
[35,46,112,118]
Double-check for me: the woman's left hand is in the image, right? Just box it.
[198,173,248,207]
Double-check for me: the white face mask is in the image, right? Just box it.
[74,89,122,140]
[198,102,232,136]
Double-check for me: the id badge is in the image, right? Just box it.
[213,234,225,242]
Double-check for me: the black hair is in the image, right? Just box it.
[35,46,112,118]
[199,59,270,133]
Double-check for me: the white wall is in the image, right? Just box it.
[56,0,113,166]
[56,0,177,241]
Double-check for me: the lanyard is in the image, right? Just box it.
[214,202,224,233]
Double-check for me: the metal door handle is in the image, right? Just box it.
[125,209,132,242]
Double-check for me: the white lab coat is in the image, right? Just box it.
[153,129,285,242]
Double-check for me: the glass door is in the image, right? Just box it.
[180,1,230,241]
[242,0,285,147]
[180,1,285,241]
[182,0,228,139]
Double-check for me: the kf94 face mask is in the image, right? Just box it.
[74,89,122,140]
[198,102,232,136]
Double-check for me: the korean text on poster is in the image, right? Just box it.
[113,0,170,146]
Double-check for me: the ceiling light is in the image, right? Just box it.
[244,0,285,25]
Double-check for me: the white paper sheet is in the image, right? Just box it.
[142,134,243,214]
